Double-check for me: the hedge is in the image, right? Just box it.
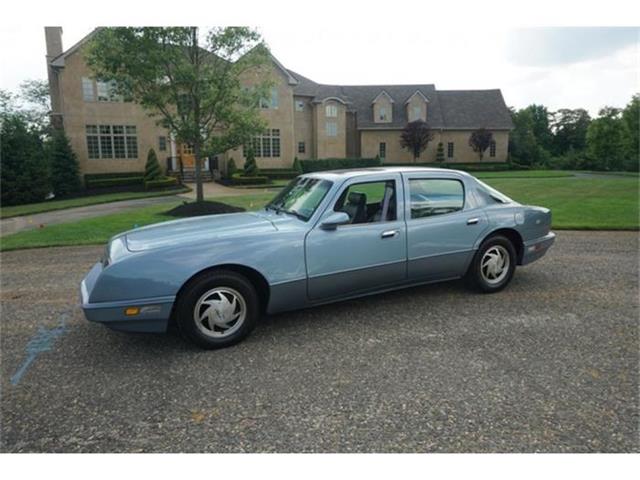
[145,176,178,190]
[259,168,300,179]
[382,161,524,172]
[85,176,144,189]
[230,173,270,185]
[84,172,145,181]
[300,157,382,173]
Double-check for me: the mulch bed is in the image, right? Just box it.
[165,201,246,218]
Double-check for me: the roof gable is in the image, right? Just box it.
[405,90,430,104]
[371,90,394,104]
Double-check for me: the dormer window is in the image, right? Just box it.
[326,104,338,117]
[412,106,421,121]
[372,90,394,123]
[379,107,388,121]
[405,90,429,122]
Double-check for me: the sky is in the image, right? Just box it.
[0,25,638,116]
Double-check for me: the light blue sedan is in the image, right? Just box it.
[81,167,555,349]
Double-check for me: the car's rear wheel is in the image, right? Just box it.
[466,235,516,293]
[175,270,259,349]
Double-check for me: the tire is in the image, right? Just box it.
[466,235,516,293]
[175,270,260,349]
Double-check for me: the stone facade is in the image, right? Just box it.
[45,27,514,177]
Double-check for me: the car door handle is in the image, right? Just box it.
[381,229,399,239]
[467,217,480,225]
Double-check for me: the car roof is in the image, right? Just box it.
[304,166,473,181]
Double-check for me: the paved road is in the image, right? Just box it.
[1,232,638,452]
[0,196,181,237]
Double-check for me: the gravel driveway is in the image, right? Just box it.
[1,231,638,452]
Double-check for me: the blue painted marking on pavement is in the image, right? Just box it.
[10,309,73,386]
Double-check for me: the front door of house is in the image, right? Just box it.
[180,144,195,168]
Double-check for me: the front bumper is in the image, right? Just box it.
[80,261,174,333]
[521,231,556,266]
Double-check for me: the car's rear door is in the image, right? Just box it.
[305,173,407,300]
[403,172,489,281]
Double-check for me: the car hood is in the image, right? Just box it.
[124,212,277,252]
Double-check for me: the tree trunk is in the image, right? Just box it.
[194,141,204,202]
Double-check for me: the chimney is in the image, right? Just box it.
[44,27,63,128]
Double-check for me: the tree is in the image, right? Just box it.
[0,114,50,205]
[48,128,82,197]
[86,27,270,203]
[525,104,553,152]
[292,156,303,174]
[243,146,258,176]
[509,108,548,166]
[144,148,162,181]
[226,157,237,178]
[1,79,51,137]
[551,108,591,155]
[469,128,493,161]
[435,142,445,162]
[621,94,639,171]
[400,120,433,162]
[586,107,625,171]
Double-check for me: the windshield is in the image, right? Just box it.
[266,177,333,221]
[475,179,514,204]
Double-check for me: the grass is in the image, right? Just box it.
[0,186,191,219]
[473,170,574,179]
[1,175,637,252]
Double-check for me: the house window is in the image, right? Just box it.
[326,122,338,137]
[298,141,305,154]
[158,136,167,152]
[295,100,305,112]
[249,129,280,158]
[379,107,388,121]
[379,142,386,159]
[447,142,454,158]
[182,143,194,155]
[96,80,121,102]
[326,104,338,118]
[82,77,95,102]
[86,124,138,159]
[270,87,279,109]
[412,105,421,121]
[490,141,496,157]
[409,179,464,219]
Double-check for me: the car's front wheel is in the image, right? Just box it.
[466,235,516,293]
[175,270,259,349]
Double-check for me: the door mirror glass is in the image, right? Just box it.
[320,211,350,230]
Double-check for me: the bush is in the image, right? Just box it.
[259,168,299,179]
[292,157,303,174]
[300,157,382,173]
[85,176,143,189]
[226,158,237,178]
[145,176,178,190]
[0,114,51,206]
[244,147,259,176]
[144,148,162,181]
[48,129,82,197]
[230,173,270,185]
[382,161,514,171]
[435,142,445,162]
[84,172,144,181]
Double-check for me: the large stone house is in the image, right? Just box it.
[45,27,514,178]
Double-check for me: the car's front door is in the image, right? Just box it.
[305,174,407,300]
[403,173,489,281]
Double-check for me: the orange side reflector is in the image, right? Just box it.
[125,307,140,316]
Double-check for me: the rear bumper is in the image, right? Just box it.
[521,231,556,266]
[80,261,174,333]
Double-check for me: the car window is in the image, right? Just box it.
[267,177,333,221]
[334,180,397,225]
[409,179,464,219]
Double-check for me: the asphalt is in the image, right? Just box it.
[0,231,638,452]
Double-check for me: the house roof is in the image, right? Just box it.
[288,70,513,130]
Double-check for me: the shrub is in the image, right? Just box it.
[84,172,144,182]
[435,142,445,162]
[230,173,270,185]
[48,128,82,197]
[144,148,162,181]
[292,157,303,174]
[0,114,50,206]
[243,147,259,176]
[259,168,299,179]
[145,176,178,190]
[85,176,144,189]
[300,157,382,173]
[227,157,237,178]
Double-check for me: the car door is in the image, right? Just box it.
[305,174,407,301]
[403,173,490,281]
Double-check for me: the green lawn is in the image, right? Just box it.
[1,176,637,252]
[0,187,191,219]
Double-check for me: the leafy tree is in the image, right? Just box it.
[621,94,639,170]
[435,142,445,162]
[551,108,591,155]
[226,157,237,178]
[400,120,433,162]
[586,107,625,171]
[86,27,270,202]
[144,148,162,181]
[468,128,493,161]
[1,80,51,137]
[48,128,82,197]
[243,146,258,176]
[525,104,553,152]
[509,108,548,166]
[0,114,50,205]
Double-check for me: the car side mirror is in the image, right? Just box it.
[320,211,350,230]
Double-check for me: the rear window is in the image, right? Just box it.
[409,179,464,219]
